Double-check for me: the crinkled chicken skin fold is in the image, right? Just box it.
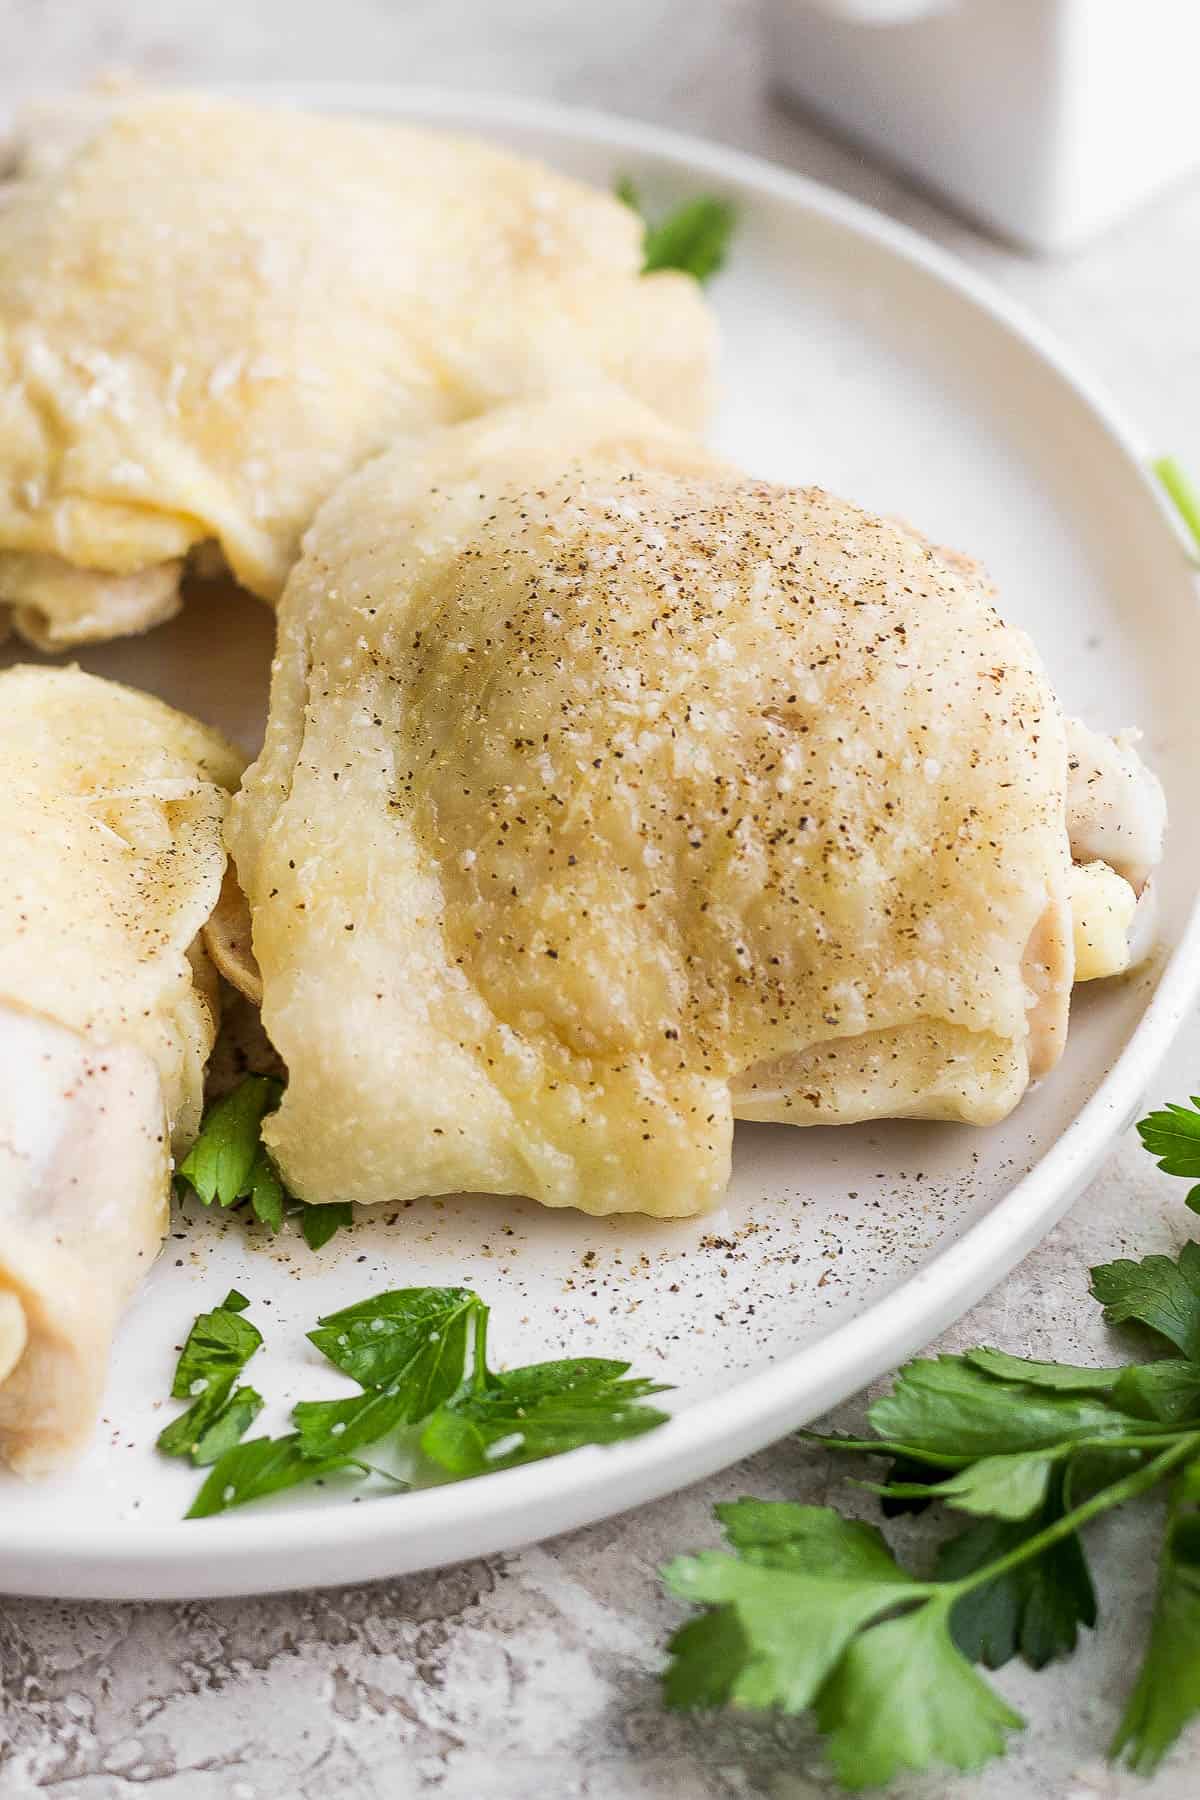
[0,90,715,648]
[0,666,242,1472]
[0,665,244,1147]
[227,393,1081,1220]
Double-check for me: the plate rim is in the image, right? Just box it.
[5,82,1199,1600]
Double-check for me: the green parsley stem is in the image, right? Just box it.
[1083,1431,1200,1452]
[944,1433,1200,1601]
[358,1463,412,1489]
[803,1434,971,1468]
[1152,456,1200,559]
[471,1302,490,1394]
[814,1425,1188,1473]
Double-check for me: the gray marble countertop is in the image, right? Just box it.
[3,3,1200,1795]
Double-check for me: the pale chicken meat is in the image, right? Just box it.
[0,1009,168,1475]
[0,666,243,1472]
[225,393,1163,1220]
[1060,718,1166,981]
[1065,717,1167,893]
[0,89,715,649]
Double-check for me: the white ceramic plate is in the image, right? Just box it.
[2,87,1198,1601]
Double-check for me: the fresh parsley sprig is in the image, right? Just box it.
[617,176,735,283]
[187,1434,367,1518]
[664,1500,1024,1785]
[1112,1457,1200,1773]
[420,1349,669,1476]
[169,1286,670,1518]
[1136,1095,1200,1213]
[157,1288,264,1465]
[177,1076,353,1250]
[662,1093,1200,1787]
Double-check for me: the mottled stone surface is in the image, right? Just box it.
[2,3,1200,1793]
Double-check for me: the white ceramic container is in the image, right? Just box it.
[766,0,1200,251]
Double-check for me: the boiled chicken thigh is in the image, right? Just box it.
[225,393,1164,1219]
[0,1009,168,1475]
[0,666,242,1471]
[0,90,715,649]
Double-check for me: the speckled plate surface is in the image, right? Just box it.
[3,87,1199,1601]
